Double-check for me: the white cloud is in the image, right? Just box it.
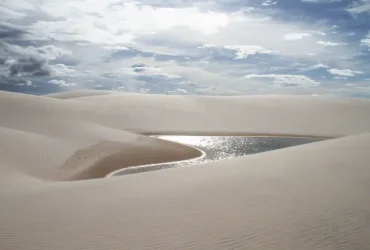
[283,33,311,40]
[103,46,130,51]
[138,88,151,94]
[327,68,364,76]
[122,64,182,79]
[262,0,278,6]
[28,2,229,45]
[166,88,189,95]
[200,44,276,58]
[25,80,32,86]
[15,79,33,86]
[200,44,218,48]
[48,79,65,85]
[0,6,25,20]
[298,63,329,72]
[361,33,370,48]
[3,0,342,60]
[2,43,72,60]
[244,74,320,86]
[48,79,77,87]
[361,38,370,46]
[224,45,276,59]
[35,45,72,60]
[317,41,346,46]
[1,0,35,11]
[347,0,370,14]
[50,64,82,77]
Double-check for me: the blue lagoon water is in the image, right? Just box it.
[112,136,324,176]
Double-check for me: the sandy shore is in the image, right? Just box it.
[58,139,202,181]
[1,90,370,249]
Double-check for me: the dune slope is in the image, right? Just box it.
[0,91,201,180]
[1,134,370,250]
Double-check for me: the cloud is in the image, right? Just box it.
[28,2,229,45]
[200,44,217,48]
[0,6,26,20]
[48,79,65,85]
[0,0,369,96]
[166,88,189,95]
[327,68,364,76]
[262,0,278,6]
[244,74,320,86]
[301,0,341,3]
[0,23,27,39]
[15,79,33,86]
[48,79,77,87]
[0,42,74,78]
[103,46,130,51]
[2,43,72,60]
[34,45,72,60]
[200,44,276,59]
[114,85,126,92]
[50,64,81,77]
[334,76,348,80]
[177,80,200,87]
[7,57,51,76]
[1,0,35,11]
[361,33,370,48]
[138,88,151,93]
[347,0,370,14]
[4,0,341,60]
[224,45,276,59]
[298,63,329,72]
[283,33,311,40]
[125,64,182,79]
[317,41,346,46]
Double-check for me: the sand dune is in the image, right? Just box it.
[56,92,370,137]
[0,91,201,180]
[0,90,370,249]
[46,90,116,99]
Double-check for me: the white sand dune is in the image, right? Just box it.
[51,91,370,137]
[0,90,370,249]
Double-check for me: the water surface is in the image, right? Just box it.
[112,136,324,176]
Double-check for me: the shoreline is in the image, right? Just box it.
[56,138,203,181]
[106,144,206,177]
[107,135,325,178]
[139,131,336,139]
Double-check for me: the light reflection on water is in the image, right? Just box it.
[112,136,324,176]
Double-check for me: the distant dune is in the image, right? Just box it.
[0,90,369,250]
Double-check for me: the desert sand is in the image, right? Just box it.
[0,90,370,250]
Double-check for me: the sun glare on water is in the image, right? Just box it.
[157,136,217,148]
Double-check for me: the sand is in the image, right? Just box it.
[0,90,370,249]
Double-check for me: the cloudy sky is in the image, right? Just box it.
[1,0,370,97]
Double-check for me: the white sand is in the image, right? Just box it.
[0,90,370,249]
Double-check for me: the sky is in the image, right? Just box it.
[1,0,370,97]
